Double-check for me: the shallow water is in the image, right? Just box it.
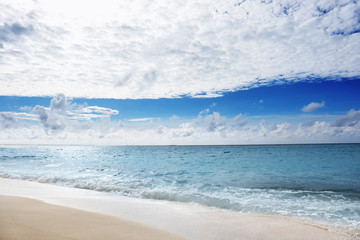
[1,144,359,229]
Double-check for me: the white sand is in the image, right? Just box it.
[0,177,358,240]
[0,195,184,240]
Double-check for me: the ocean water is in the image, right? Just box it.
[0,144,359,230]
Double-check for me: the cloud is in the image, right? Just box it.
[0,0,359,99]
[30,94,73,132]
[302,101,325,112]
[0,22,34,43]
[205,112,227,132]
[0,112,20,129]
[231,114,247,129]
[32,105,66,132]
[333,109,360,127]
[127,118,157,122]
[79,106,119,117]
[49,93,69,113]
[0,94,120,134]
[1,95,360,144]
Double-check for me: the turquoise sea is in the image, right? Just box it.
[0,144,359,230]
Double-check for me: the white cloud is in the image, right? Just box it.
[81,106,118,115]
[231,114,247,129]
[70,106,119,120]
[0,112,20,129]
[0,95,359,144]
[127,118,157,122]
[0,94,119,136]
[332,109,360,127]
[0,0,359,99]
[205,112,227,132]
[302,101,325,112]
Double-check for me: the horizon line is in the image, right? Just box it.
[1,143,359,147]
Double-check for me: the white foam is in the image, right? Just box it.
[0,177,356,240]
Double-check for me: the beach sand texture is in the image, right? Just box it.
[0,178,358,240]
[0,195,183,240]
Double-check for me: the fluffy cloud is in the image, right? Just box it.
[1,0,359,99]
[302,101,325,112]
[0,94,119,137]
[333,109,360,127]
[0,112,20,129]
[205,112,227,132]
[231,114,247,130]
[0,95,359,144]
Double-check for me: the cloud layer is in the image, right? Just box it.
[0,95,359,145]
[1,0,359,99]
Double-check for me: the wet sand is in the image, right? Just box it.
[0,178,358,240]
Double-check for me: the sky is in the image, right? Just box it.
[0,0,360,145]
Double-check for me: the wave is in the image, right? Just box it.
[1,173,359,230]
[1,144,359,230]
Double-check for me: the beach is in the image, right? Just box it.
[0,195,183,240]
[1,0,360,237]
[0,178,358,240]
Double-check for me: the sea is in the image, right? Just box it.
[0,144,359,230]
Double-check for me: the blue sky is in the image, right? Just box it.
[1,0,360,144]
[1,78,360,119]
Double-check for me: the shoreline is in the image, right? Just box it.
[0,177,359,240]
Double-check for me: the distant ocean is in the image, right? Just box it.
[1,144,359,230]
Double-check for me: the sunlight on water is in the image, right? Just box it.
[0,144,359,229]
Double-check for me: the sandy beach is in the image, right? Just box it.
[0,178,358,240]
[0,195,183,240]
